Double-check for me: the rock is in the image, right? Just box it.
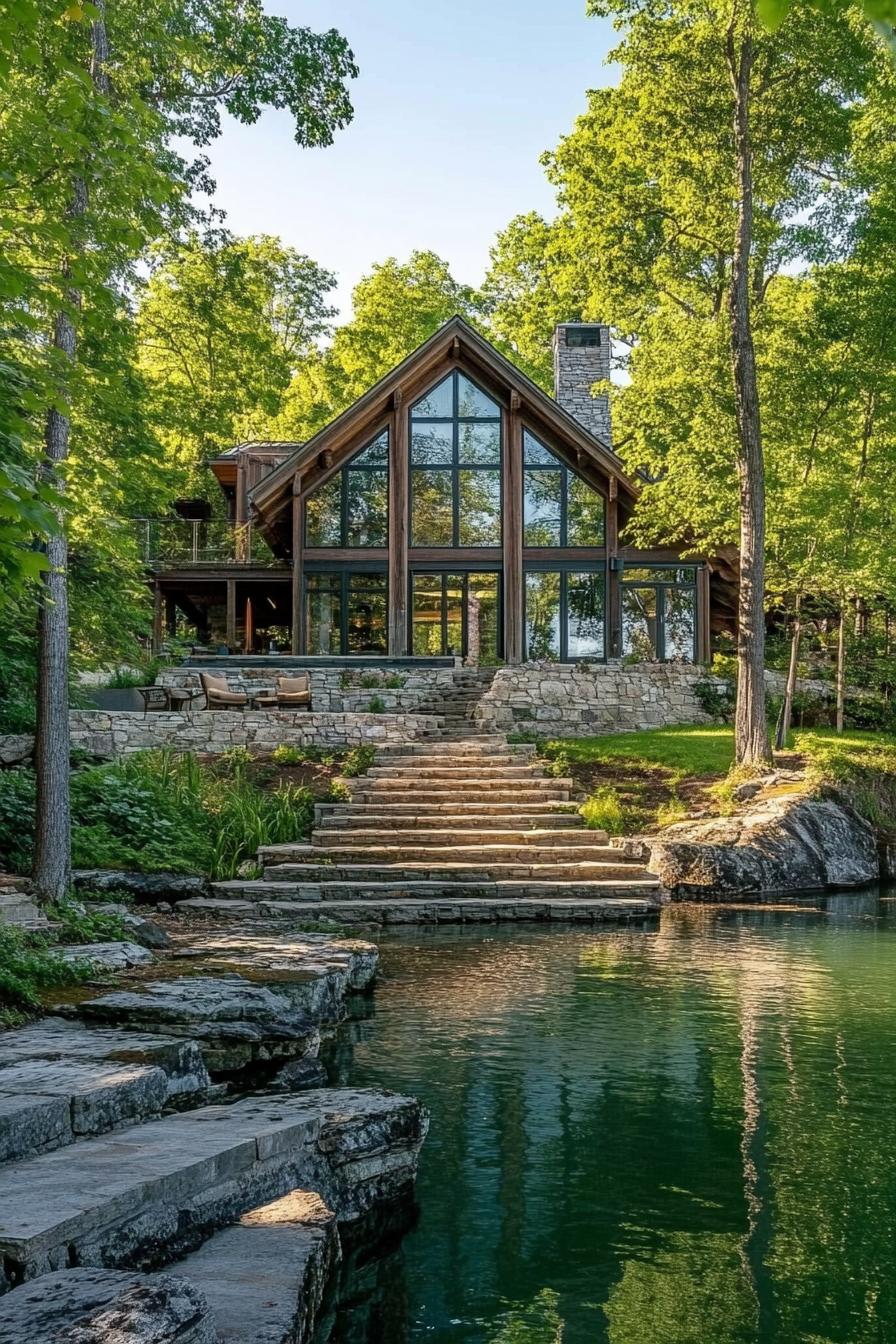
[732,779,763,802]
[648,794,880,898]
[0,734,33,767]
[73,871,208,903]
[274,1057,329,1091]
[56,941,154,971]
[87,904,171,950]
[0,1268,217,1344]
[72,975,322,1077]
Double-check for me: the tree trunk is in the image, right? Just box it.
[836,605,846,733]
[774,595,801,751]
[727,25,772,768]
[32,6,109,905]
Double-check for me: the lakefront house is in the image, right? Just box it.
[142,318,734,664]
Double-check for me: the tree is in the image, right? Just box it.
[136,231,337,492]
[1,0,357,902]
[486,0,885,764]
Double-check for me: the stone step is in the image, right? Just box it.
[0,1089,426,1293]
[312,827,608,848]
[350,777,575,795]
[262,860,652,883]
[304,842,621,866]
[177,895,662,926]
[366,764,545,780]
[316,800,575,818]
[375,742,534,757]
[312,811,582,831]
[0,893,46,929]
[210,877,658,902]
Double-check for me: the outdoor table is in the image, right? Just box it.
[136,686,203,714]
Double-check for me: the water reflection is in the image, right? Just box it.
[320,892,896,1343]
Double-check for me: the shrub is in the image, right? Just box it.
[579,787,625,834]
[49,898,126,945]
[656,797,689,828]
[342,744,375,777]
[271,743,337,766]
[693,676,735,721]
[367,695,386,713]
[0,924,92,1026]
[383,674,405,689]
[0,768,37,873]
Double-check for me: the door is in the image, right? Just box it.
[411,571,501,661]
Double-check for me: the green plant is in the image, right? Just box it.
[0,925,93,1027]
[0,768,37,873]
[218,745,253,777]
[342,744,375,777]
[693,676,735,721]
[49,898,127,945]
[383,674,405,689]
[367,695,386,713]
[579,787,626,834]
[656,797,689,828]
[327,779,351,801]
[104,660,162,690]
[546,752,571,778]
[271,743,338,766]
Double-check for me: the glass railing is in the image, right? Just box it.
[131,519,282,567]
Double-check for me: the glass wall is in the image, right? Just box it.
[525,569,605,661]
[410,373,502,546]
[523,431,605,547]
[411,571,501,661]
[305,571,387,655]
[305,431,388,548]
[621,566,697,661]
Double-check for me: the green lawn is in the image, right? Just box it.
[540,725,736,781]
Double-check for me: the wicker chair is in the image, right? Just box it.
[275,672,312,710]
[200,671,248,710]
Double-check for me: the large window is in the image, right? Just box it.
[411,571,501,661]
[305,431,388,548]
[621,566,697,661]
[525,568,605,661]
[305,570,387,655]
[523,430,605,547]
[410,373,502,547]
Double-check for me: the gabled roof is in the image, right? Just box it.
[248,315,639,521]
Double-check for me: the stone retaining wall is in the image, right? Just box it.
[157,665,457,714]
[475,663,724,734]
[68,709,443,757]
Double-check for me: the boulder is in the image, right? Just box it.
[0,1269,217,1344]
[0,734,33,767]
[648,794,880,899]
[73,871,208,902]
[57,941,155,971]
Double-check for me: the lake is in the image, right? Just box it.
[323,891,896,1343]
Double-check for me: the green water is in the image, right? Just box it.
[326,891,896,1343]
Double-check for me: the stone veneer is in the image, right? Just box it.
[68,709,442,757]
[552,323,612,443]
[157,666,458,715]
[475,663,724,735]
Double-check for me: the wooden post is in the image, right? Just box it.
[152,581,164,655]
[235,453,248,561]
[606,479,619,658]
[245,597,254,654]
[291,478,303,656]
[388,389,409,656]
[226,579,237,651]
[165,594,177,639]
[698,566,712,664]
[502,392,523,664]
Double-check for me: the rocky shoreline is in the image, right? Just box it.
[0,924,428,1341]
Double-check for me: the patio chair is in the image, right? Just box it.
[275,673,312,711]
[200,671,249,710]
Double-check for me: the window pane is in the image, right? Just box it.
[458,421,500,465]
[412,574,444,655]
[622,587,659,660]
[459,470,501,546]
[411,423,453,465]
[412,469,454,545]
[412,376,453,419]
[444,573,464,654]
[305,476,342,547]
[467,572,500,664]
[523,430,558,467]
[347,574,387,654]
[664,586,696,661]
[566,475,605,546]
[525,571,561,661]
[567,571,605,659]
[457,373,499,418]
[306,573,341,654]
[346,470,387,547]
[524,470,562,546]
[624,567,696,584]
[351,430,388,467]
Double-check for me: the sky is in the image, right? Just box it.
[200,0,617,318]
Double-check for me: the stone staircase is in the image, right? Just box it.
[414,666,497,737]
[187,733,664,925]
[0,939,427,1339]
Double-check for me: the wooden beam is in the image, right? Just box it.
[388,388,409,656]
[503,390,523,664]
[245,597,255,654]
[225,579,237,650]
[151,581,163,655]
[235,454,248,561]
[165,594,177,638]
[291,480,304,656]
[698,566,712,663]
[606,486,620,658]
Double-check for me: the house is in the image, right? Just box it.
[145,317,731,663]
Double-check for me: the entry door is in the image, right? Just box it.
[411,572,501,661]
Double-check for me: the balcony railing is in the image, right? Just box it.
[132,518,283,567]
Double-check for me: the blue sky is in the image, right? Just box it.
[202,0,617,317]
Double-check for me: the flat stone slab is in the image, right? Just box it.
[0,1268,217,1343]
[72,975,321,1076]
[56,940,154,970]
[177,895,663,926]
[153,1191,338,1344]
[168,929,379,1002]
[0,1089,427,1292]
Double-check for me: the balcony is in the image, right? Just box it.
[132,518,284,568]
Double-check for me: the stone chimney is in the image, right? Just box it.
[552,323,611,444]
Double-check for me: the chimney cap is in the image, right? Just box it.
[554,322,604,348]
